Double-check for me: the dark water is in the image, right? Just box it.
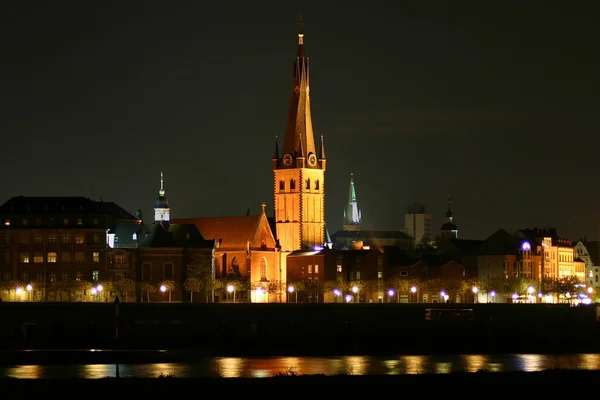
[2,353,600,378]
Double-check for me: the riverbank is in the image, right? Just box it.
[1,370,596,394]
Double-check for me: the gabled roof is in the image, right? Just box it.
[0,196,137,219]
[114,222,214,249]
[477,229,520,256]
[583,241,600,265]
[172,214,272,250]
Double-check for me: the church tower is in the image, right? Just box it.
[272,18,326,252]
[440,196,458,239]
[343,173,361,231]
[154,172,170,224]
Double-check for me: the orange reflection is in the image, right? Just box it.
[383,359,400,375]
[9,365,41,379]
[216,357,244,378]
[463,355,486,372]
[82,364,113,379]
[400,355,425,374]
[344,356,367,375]
[579,354,600,370]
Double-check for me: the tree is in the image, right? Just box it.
[186,255,215,302]
[138,282,156,303]
[72,280,92,302]
[114,278,136,302]
[184,277,203,303]
[158,280,177,302]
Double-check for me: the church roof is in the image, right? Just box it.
[440,222,458,231]
[172,215,264,250]
[113,222,213,249]
[155,195,169,209]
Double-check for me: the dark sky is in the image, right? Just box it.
[1,1,599,241]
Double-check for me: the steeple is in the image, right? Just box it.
[440,194,458,239]
[276,15,323,170]
[343,173,361,231]
[154,172,170,224]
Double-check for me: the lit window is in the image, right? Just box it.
[92,270,99,281]
[378,271,383,279]
[76,271,83,281]
[63,218,69,225]
[314,265,319,274]
[33,253,43,263]
[133,233,137,240]
[93,252,100,263]
[308,265,313,274]
[47,252,57,263]
[75,236,84,244]
[336,265,342,273]
[260,258,267,281]
[20,253,30,263]
[76,218,83,225]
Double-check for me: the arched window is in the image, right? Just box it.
[315,180,320,190]
[260,258,267,281]
[290,179,296,190]
[163,262,174,280]
[142,262,152,281]
[306,179,311,190]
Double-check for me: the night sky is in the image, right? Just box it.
[1,1,598,241]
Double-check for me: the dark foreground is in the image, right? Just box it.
[1,370,596,394]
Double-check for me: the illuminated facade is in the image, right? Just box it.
[272,24,326,253]
[154,172,170,224]
[0,196,139,302]
[439,198,458,240]
[342,173,361,231]
[575,241,600,292]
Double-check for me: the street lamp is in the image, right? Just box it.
[352,286,359,303]
[345,294,352,303]
[97,284,104,302]
[410,286,417,303]
[26,284,33,301]
[472,286,478,303]
[227,284,234,303]
[588,287,593,294]
[15,286,22,302]
[288,285,297,303]
[256,286,265,303]
[490,290,496,303]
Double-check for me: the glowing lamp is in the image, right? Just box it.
[352,286,358,294]
[521,241,531,251]
[288,286,295,293]
[226,285,234,293]
[490,290,496,297]
[410,286,417,293]
[15,287,22,296]
[388,289,395,297]
[345,294,352,303]
[160,285,167,293]
[26,284,33,292]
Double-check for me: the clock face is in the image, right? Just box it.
[308,153,317,167]
[283,154,293,166]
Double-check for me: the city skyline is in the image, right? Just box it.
[1,2,598,241]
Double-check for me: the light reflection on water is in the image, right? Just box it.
[3,353,600,378]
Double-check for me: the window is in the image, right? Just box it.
[314,265,319,274]
[76,217,83,225]
[260,258,267,281]
[336,265,342,273]
[163,262,174,280]
[315,180,320,190]
[20,252,30,263]
[356,271,361,280]
[290,179,296,190]
[63,218,69,225]
[313,277,319,284]
[61,252,71,262]
[75,252,85,262]
[75,236,84,244]
[93,234,100,244]
[49,218,55,225]
[3,272,12,281]
[34,236,43,244]
[114,255,126,264]
[93,252,100,263]
[308,277,312,284]
[36,273,43,282]
[4,236,11,245]
[355,259,361,268]
[49,272,56,282]
[93,218,99,225]
[22,218,28,225]
[33,253,43,263]
[61,271,69,281]
[142,263,151,281]
[21,272,28,282]
[76,271,83,281]
[378,271,383,279]
[47,252,57,263]
[114,274,124,281]
[306,179,310,190]
[400,271,408,277]
[132,233,137,241]
[47,236,57,244]
[279,180,285,190]
[92,270,99,281]
[308,265,313,274]
[61,235,71,244]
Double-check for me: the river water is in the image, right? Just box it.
[2,353,600,378]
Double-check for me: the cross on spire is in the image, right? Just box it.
[297,15,304,33]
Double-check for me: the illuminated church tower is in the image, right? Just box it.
[343,173,361,231]
[272,18,326,252]
[154,172,170,224]
[440,196,458,239]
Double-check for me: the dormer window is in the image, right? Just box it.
[132,233,137,240]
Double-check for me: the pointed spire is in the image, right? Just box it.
[446,194,453,220]
[320,134,326,159]
[261,202,266,214]
[343,173,361,231]
[273,136,279,160]
[159,172,165,196]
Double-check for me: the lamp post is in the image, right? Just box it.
[288,285,296,303]
[440,290,446,304]
[26,284,33,302]
[333,289,342,303]
[226,284,234,303]
[91,287,98,302]
[490,290,496,303]
[410,286,417,303]
[527,286,534,303]
[97,284,104,302]
[15,286,22,302]
[388,289,397,303]
[352,286,359,303]
[472,286,479,303]
[160,284,168,302]
[345,294,352,303]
